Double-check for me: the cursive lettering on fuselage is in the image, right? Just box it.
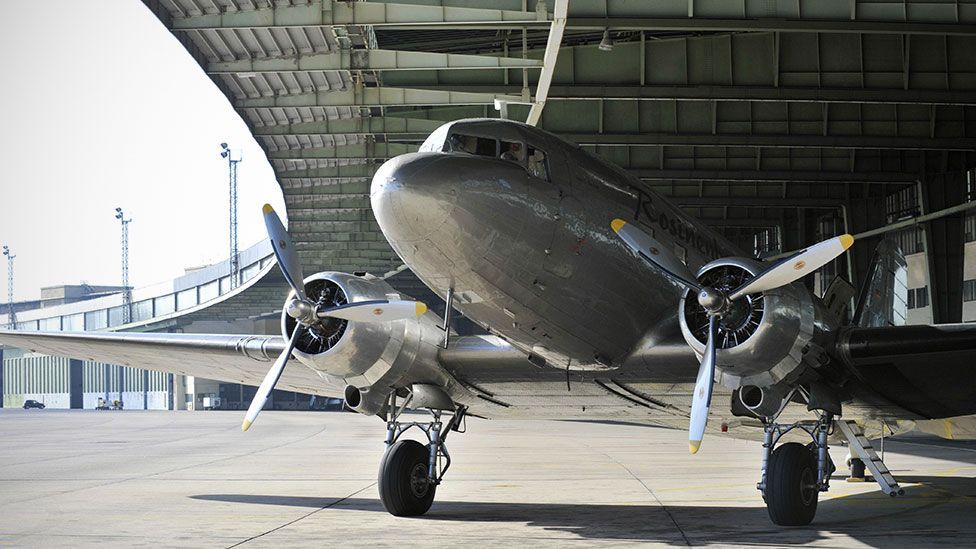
[633,189,723,261]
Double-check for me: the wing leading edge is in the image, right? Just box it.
[0,330,334,397]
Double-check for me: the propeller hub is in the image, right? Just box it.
[285,298,317,325]
[697,287,727,314]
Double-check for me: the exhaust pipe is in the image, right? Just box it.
[343,385,388,416]
[738,384,789,418]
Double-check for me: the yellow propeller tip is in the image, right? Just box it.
[262,204,274,214]
[839,234,854,250]
[689,440,702,454]
[241,420,252,432]
[415,302,428,316]
[610,218,626,233]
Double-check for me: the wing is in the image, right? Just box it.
[0,330,333,396]
[839,323,976,420]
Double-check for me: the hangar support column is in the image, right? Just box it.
[921,153,968,324]
[69,359,83,409]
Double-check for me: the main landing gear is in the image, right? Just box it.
[378,393,467,516]
[758,412,835,526]
[758,403,904,526]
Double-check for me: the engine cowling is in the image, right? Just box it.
[281,272,445,414]
[678,257,836,391]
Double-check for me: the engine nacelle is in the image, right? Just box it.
[678,258,836,390]
[281,272,445,413]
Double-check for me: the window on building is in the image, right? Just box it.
[967,169,976,202]
[964,280,976,302]
[965,215,976,243]
[892,227,925,255]
[885,186,919,223]
[753,227,781,257]
[907,286,930,309]
[916,286,929,308]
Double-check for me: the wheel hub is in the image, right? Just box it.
[800,466,817,506]
[409,463,430,498]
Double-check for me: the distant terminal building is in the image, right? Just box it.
[0,240,293,411]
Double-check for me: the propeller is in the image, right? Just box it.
[242,205,428,432]
[611,218,853,454]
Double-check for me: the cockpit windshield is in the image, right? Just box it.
[448,133,498,156]
[442,131,551,182]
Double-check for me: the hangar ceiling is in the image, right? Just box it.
[144,0,976,321]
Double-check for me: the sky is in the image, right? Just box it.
[0,1,286,301]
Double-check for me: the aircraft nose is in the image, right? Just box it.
[370,153,458,244]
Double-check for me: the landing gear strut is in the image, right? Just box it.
[758,411,835,526]
[757,398,905,525]
[378,393,466,516]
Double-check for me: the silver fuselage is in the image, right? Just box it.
[371,119,739,376]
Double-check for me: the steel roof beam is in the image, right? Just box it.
[275,165,379,179]
[385,84,976,108]
[172,3,976,36]
[268,143,417,159]
[565,133,976,151]
[236,87,519,108]
[630,168,917,184]
[545,86,976,107]
[670,197,843,208]
[695,217,782,228]
[261,134,426,143]
[208,49,541,74]
[252,116,442,135]
[564,18,976,36]
[279,177,371,188]
[172,1,541,31]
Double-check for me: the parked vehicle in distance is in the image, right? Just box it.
[23,400,45,410]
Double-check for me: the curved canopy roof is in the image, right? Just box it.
[144,0,976,275]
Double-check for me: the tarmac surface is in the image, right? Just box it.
[0,409,974,548]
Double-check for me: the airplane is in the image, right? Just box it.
[2,117,976,527]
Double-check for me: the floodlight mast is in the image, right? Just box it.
[114,208,133,324]
[2,245,15,329]
[221,143,242,289]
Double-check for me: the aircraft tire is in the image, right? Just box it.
[378,439,436,516]
[764,442,818,526]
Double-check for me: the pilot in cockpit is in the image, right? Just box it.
[500,141,525,163]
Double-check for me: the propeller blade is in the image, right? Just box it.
[689,315,718,455]
[242,327,302,432]
[611,219,701,291]
[263,204,307,302]
[318,300,428,323]
[728,234,853,301]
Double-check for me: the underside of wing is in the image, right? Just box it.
[840,323,976,420]
[0,330,333,397]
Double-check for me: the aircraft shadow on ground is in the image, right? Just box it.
[885,438,976,464]
[192,475,975,547]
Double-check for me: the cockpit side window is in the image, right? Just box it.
[448,133,498,157]
[499,141,527,165]
[527,146,550,181]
